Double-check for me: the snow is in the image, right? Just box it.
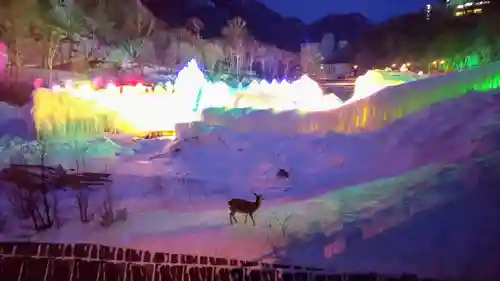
[0,102,35,140]
[1,64,500,280]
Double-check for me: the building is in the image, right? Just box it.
[444,0,491,16]
[425,0,491,20]
[300,40,353,80]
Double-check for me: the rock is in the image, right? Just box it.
[276,168,289,179]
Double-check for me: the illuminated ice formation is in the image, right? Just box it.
[32,59,429,138]
[351,70,421,102]
[203,62,500,135]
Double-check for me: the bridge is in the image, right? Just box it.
[317,78,356,101]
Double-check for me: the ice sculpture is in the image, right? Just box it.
[351,70,421,102]
[174,59,206,113]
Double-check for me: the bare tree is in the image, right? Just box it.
[0,0,39,76]
[99,183,127,228]
[56,164,111,224]
[4,166,55,231]
[49,0,88,64]
[84,2,117,45]
[263,213,292,259]
[275,214,292,237]
[113,0,155,70]
[0,138,61,232]
[186,17,210,68]
[221,17,248,76]
[60,159,94,224]
[34,137,55,229]
[186,17,204,39]
[73,140,88,172]
[149,30,171,64]
[0,211,6,232]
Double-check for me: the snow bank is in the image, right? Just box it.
[184,92,500,192]
[200,62,500,135]
[0,101,35,138]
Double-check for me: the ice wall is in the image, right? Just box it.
[201,62,500,134]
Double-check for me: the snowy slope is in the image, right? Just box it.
[1,91,500,279]
[1,67,500,280]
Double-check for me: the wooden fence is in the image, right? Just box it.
[0,242,441,281]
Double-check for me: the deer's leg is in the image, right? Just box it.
[249,213,256,226]
[244,214,248,224]
[229,210,238,224]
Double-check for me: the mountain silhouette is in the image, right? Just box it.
[143,0,373,52]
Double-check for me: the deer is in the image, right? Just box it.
[228,192,263,226]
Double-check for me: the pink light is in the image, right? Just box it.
[33,78,43,89]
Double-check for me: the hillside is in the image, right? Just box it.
[143,0,373,52]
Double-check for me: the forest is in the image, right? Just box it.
[349,3,500,72]
[0,0,302,80]
[3,0,500,83]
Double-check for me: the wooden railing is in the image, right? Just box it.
[0,242,439,281]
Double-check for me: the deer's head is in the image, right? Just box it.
[253,192,264,201]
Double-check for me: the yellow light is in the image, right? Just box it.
[77,83,94,93]
[432,61,438,64]
[406,62,411,66]
[440,60,445,64]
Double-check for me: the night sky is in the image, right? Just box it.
[257,0,439,23]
